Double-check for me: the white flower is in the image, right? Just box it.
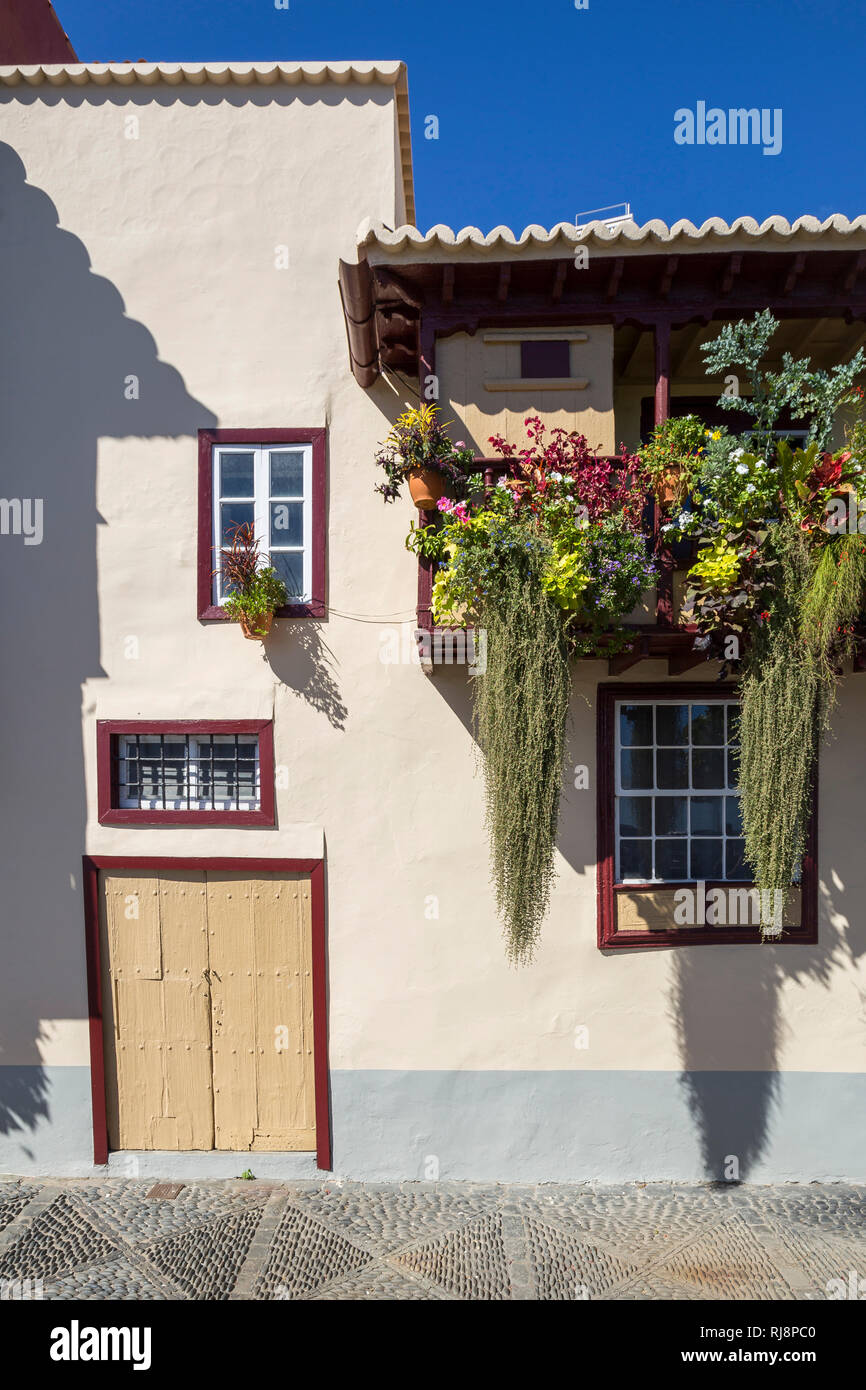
[677,512,690,527]
[732,448,745,460]
[496,477,508,488]
[549,471,563,481]
[735,463,749,475]
[745,483,756,493]
[755,458,766,468]
[661,522,675,533]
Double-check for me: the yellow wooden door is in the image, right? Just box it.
[207,873,316,1151]
[99,869,315,1153]
[100,871,214,1151]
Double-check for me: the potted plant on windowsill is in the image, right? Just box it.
[217,522,288,641]
[375,403,475,509]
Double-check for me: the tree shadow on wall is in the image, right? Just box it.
[0,141,215,1158]
[669,711,866,1179]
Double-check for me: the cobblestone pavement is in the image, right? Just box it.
[0,1178,862,1300]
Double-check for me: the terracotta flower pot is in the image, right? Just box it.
[654,470,681,509]
[239,609,274,641]
[408,468,449,510]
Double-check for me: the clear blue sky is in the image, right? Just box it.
[54,0,866,234]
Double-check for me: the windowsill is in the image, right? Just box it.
[98,808,274,827]
[198,601,325,622]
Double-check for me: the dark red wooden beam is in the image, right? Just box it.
[660,256,679,298]
[843,251,866,294]
[720,253,742,294]
[654,320,671,425]
[783,252,807,295]
[606,257,624,301]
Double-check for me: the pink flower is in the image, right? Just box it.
[438,497,469,523]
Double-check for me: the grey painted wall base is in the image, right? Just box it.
[328,1070,866,1184]
[0,1066,95,1177]
[1,1065,864,1182]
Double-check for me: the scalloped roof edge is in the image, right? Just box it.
[357,213,866,254]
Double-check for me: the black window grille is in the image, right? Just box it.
[113,733,260,811]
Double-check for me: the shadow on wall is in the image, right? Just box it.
[669,709,866,1180]
[266,623,348,732]
[0,142,216,1156]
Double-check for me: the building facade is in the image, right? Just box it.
[1,58,864,1181]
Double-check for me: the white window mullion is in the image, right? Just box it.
[254,446,269,561]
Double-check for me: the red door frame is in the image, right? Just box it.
[82,855,331,1171]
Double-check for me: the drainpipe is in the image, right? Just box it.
[338,259,379,388]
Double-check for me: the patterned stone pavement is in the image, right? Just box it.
[0,1177,862,1300]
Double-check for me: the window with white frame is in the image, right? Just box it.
[213,442,313,605]
[116,732,261,812]
[615,699,746,883]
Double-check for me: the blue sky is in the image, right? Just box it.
[54,0,866,233]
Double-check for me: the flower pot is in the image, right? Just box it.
[239,610,274,641]
[408,468,449,510]
[654,474,680,509]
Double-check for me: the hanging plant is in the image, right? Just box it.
[374,403,475,506]
[473,532,571,963]
[428,421,652,961]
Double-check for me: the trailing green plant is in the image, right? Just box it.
[472,538,571,964]
[217,522,288,637]
[736,523,827,930]
[425,422,655,960]
[723,526,866,933]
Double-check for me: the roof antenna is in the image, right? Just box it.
[575,202,634,232]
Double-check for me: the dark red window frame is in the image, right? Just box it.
[197,428,326,621]
[596,682,818,949]
[97,719,275,827]
[82,855,331,1171]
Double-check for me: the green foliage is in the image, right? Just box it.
[737,524,825,929]
[473,552,571,964]
[405,519,449,562]
[801,533,866,672]
[636,413,706,506]
[540,537,591,610]
[738,527,866,931]
[688,536,741,592]
[222,568,288,633]
[701,309,866,454]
